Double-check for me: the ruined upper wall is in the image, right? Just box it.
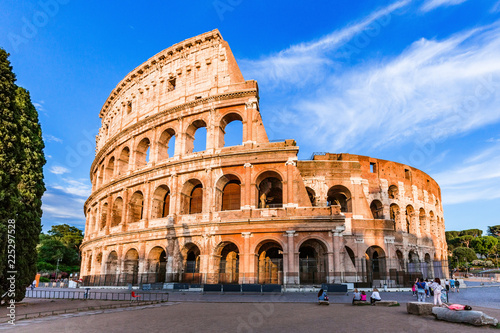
[96,29,254,151]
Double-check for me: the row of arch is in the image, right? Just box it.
[94,112,244,188]
[85,239,438,285]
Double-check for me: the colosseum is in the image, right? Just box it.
[81,30,448,288]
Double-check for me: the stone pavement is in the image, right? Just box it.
[2,302,500,332]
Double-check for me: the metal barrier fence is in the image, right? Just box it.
[25,289,169,302]
[80,260,449,288]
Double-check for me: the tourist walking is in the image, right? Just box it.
[455,279,460,293]
[430,278,443,306]
[450,278,455,292]
[445,279,450,293]
[416,278,426,302]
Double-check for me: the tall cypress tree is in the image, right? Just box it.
[0,48,45,302]
[0,48,21,301]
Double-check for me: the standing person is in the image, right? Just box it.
[455,279,460,293]
[370,288,382,306]
[430,278,443,306]
[416,278,426,302]
[445,279,450,293]
[412,279,417,296]
[425,279,431,298]
[450,278,455,292]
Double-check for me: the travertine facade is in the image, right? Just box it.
[81,30,447,287]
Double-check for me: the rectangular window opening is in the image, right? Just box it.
[370,162,376,173]
[405,169,411,180]
[168,78,176,92]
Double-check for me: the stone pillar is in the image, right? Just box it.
[384,236,395,280]
[171,173,179,217]
[121,189,129,232]
[138,243,146,276]
[327,251,335,283]
[105,197,112,235]
[242,163,253,209]
[285,158,296,206]
[240,232,253,283]
[204,168,213,214]
[143,182,152,229]
[285,230,298,285]
[332,226,345,283]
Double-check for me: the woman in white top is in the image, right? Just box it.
[430,278,443,306]
[370,288,381,305]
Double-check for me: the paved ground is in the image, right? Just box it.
[1,283,499,332]
[2,302,500,332]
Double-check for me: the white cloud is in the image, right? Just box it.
[434,142,500,204]
[492,1,500,13]
[44,134,63,143]
[240,0,411,87]
[420,0,468,12]
[49,165,70,175]
[272,22,500,152]
[52,178,91,198]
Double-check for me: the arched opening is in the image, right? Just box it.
[157,128,176,160]
[87,254,92,275]
[215,174,242,211]
[217,242,240,284]
[123,249,139,285]
[407,250,421,275]
[405,205,414,233]
[365,246,386,282]
[129,191,144,222]
[219,113,243,147]
[106,251,118,276]
[181,179,203,214]
[98,165,104,187]
[257,241,283,284]
[388,185,399,199]
[151,185,170,219]
[117,147,130,175]
[93,207,98,232]
[111,197,123,227]
[299,239,328,284]
[419,208,426,235]
[327,185,352,212]
[429,211,435,235]
[396,250,404,270]
[136,138,151,167]
[423,253,434,279]
[306,187,316,206]
[257,171,283,208]
[186,119,207,154]
[105,157,115,181]
[95,253,102,275]
[182,243,201,283]
[100,203,108,230]
[390,204,400,222]
[147,247,167,283]
[370,200,384,219]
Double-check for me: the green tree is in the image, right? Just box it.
[452,247,477,263]
[458,235,474,248]
[0,49,45,303]
[488,225,500,238]
[471,236,498,257]
[48,224,83,251]
[445,231,459,242]
[459,229,482,237]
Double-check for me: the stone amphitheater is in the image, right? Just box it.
[80,29,448,287]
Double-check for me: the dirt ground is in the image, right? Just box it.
[2,301,500,332]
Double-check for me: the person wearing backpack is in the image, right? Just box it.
[416,278,426,302]
[430,278,443,306]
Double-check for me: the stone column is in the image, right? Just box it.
[242,163,253,209]
[105,197,112,236]
[285,230,298,285]
[326,251,335,283]
[121,189,129,232]
[142,182,152,229]
[285,158,296,206]
[240,232,253,283]
[332,226,345,283]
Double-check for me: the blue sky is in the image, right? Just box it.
[1,0,499,234]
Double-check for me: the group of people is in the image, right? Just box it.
[411,277,460,305]
[352,288,381,305]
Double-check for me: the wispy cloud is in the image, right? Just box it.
[492,0,500,13]
[434,141,500,204]
[420,0,468,13]
[41,178,91,227]
[240,0,411,87]
[260,22,500,152]
[44,134,63,143]
[51,178,91,198]
[49,166,70,175]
